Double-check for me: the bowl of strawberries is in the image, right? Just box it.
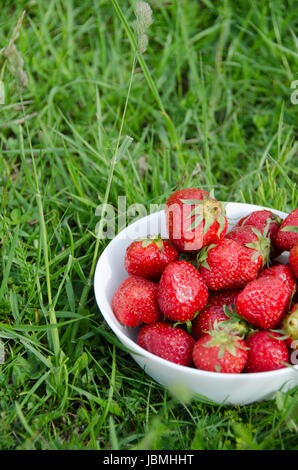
[94,188,298,405]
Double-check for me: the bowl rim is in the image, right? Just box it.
[94,202,298,381]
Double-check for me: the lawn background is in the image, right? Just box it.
[0,0,297,449]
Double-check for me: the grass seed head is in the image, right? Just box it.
[133,1,153,54]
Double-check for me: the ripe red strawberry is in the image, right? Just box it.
[124,236,179,281]
[198,239,261,291]
[192,326,248,373]
[225,225,270,269]
[245,331,289,373]
[165,188,227,252]
[275,208,298,251]
[112,276,160,327]
[137,321,195,366]
[235,210,282,244]
[282,303,298,349]
[289,244,298,279]
[157,261,209,322]
[235,209,282,259]
[235,276,291,330]
[258,264,297,300]
[191,289,242,339]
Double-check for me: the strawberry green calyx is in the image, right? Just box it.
[244,227,271,266]
[221,305,250,338]
[181,195,227,239]
[196,244,216,270]
[281,226,298,233]
[203,323,249,359]
[140,235,165,252]
[266,329,290,342]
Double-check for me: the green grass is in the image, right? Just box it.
[0,0,297,450]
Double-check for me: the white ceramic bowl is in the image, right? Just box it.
[94,202,298,405]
